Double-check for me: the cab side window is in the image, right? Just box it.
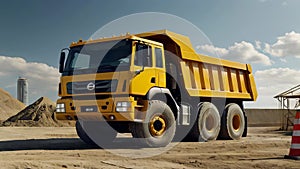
[155,48,163,68]
[135,43,152,67]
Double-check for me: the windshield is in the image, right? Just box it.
[63,39,132,75]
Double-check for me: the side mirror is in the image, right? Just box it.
[59,52,66,73]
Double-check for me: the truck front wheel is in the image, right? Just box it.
[76,121,96,145]
[219,103,245,140]
[76,121,117,147]
[131,100,176,147]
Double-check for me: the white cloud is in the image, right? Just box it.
[280,58,287,63]
[264,31,300,58]
[196,44,229,56]
[245,68,300,108]
[255,68,300,89]
[197,41,272,66]
[255,41,262,50]
[0,56,60,103]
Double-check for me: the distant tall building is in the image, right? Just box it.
[17,77,28,105]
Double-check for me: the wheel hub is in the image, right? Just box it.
[149,115,166,137]
[232,114,241,131]
[205,114,214,131]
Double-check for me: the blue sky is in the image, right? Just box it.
[0,0,300,108]
[2,0,299,66]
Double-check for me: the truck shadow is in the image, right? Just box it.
[0,138,149,151]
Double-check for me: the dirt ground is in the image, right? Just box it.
[0,127,299,169]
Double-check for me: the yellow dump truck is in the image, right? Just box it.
[56,30,257,147]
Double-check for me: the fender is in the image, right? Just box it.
[147,87,181,125]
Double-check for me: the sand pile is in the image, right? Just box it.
[0,88,26,121]
[2,97,71,127]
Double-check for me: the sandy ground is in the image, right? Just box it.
[0,127,299,169]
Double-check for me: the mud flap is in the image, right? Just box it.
[242,115,247,137]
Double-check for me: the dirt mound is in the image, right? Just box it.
[2,97,72,127]
[0,88,26,121]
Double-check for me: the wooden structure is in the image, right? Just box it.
[274,85,300,130]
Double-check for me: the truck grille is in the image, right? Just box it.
[67,80,118,94]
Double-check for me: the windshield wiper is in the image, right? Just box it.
[63,68,97,75]
[74,68,97,74]
[97,64,116,72]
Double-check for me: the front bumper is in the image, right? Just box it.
[56,97,147,122]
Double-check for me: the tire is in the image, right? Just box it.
[131,100,176,147]
[219,103,245,140]
[186,102,221,142]
[76,121,96,145]
[76,121,117,146]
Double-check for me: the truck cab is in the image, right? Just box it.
[57,35,170,120]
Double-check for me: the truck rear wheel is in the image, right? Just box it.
[131,100,176,147]
[76,121,117,146]
[186,102,221,141]
[219,103,245,140]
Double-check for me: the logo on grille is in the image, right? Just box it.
[87,82,95,91]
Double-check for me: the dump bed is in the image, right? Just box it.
[137,30,257,101]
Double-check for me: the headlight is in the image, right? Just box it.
[116,101,130,112]
[56,103,66,113]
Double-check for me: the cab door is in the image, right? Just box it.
[154,47,166,88]
[130,42,156,95]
